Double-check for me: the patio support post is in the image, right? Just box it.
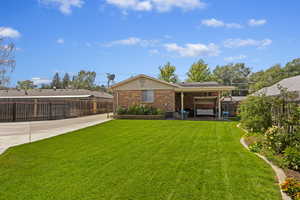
[218,91,221,119]
[181,91,184,119]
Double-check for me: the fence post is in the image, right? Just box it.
[93,99,97,114]
[49,102,52,120]
[33,99,38,119]
[12,102,17,122]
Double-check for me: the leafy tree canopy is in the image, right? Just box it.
[186,60,212,82]
[72,70,96,90]
[17,80,35,90]
[158,62,178,83]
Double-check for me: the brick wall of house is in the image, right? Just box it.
[153,90,175,112]
[114,90,175,112]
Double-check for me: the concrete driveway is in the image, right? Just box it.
[0,113,112,154]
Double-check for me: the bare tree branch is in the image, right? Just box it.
[0,38,15,87]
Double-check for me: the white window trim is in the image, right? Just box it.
[142,90,154,103]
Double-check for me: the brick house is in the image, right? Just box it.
[111,74,235,119]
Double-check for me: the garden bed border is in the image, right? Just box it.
[237,123,291,200]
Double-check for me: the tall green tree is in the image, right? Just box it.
[213,63,251,93]
[186,60,211,82]
[72,70,96,89]
[17,80,35,90]
[283,58,300,77]
[158,62,178,83]
[51,72,62,89]
[62,73,71,89]
[249,64,283,93]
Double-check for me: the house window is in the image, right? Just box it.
[142,90,154,103]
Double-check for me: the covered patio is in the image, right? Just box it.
[174,82,235,119]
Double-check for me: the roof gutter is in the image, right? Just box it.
[174,86,236,92]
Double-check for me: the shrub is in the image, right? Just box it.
[284,147,300,171]
[116,105,164,116]
[117,107,127,115]
[239,95,272,132]
[264,126,287,154]
[249,142,263,153]
[281,178,300,200]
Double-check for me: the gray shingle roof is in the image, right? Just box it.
[254,75,300,100]
[0,89,113,99]
[177,81,221,87]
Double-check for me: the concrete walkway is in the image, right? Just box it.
[0,114,112,154]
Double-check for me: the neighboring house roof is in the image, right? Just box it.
[111,74,235,91]
[253,75,300,100]
[222,96,247,102]
[0,89,113,99]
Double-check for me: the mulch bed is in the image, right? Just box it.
[244,136,259,146]
[284,168,300,182]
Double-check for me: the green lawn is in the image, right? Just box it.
[0,120,281,200]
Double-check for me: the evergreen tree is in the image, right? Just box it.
[51,72,62,89]
[62,73,71,89]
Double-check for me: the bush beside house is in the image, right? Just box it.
[115,105,165,119]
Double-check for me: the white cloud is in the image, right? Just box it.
[106,0,206,12]
[152,0,205,12]
[105,37,159,47]
[201,18,224,27]
[0,27,21,38]
[39,0,84,15]
[31,77,51,85]
[106,0,152,11]
[224,55,247,62]
[224,38,272,48]
[164,42,219,57]
[201,18,242,28]
[248,19,267,26]
[56,38,65,44]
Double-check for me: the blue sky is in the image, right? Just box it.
[1,0,300,86]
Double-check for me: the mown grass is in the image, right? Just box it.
[0,120,281,200]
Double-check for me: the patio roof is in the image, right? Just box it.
[174,85,235,92]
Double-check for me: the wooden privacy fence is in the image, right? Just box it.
[0,100,113,122]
